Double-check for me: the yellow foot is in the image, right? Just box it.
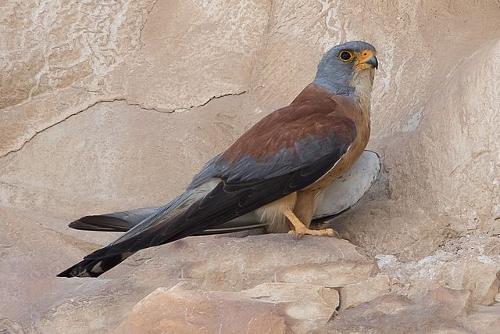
[288,227,338,239]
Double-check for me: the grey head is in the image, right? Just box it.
[313,41,378,96]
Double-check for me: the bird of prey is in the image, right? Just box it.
[58,40,378,278]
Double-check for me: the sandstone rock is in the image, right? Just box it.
[115,282,338,333]
[339,274,391,310]
[114,285,288,334]
[376,247,500,306]
[115,0,270,111]
[0,0,155,152]
[108,234,377,291]
[1,0,500,332]
[329,287,472,334]
[0,318,25,334]
[462,304,500,334]
[5,226,373,333]
[0,206,116,325]
[441,256,500,305]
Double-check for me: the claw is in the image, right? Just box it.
[288,227,338,238]
[288,229,305,239]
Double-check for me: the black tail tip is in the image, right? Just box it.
[56,267,97,278]
[57,269,75,278]
[56,260,102,278]
[57,253,127,278]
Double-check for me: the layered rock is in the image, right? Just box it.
[1,0,499,332]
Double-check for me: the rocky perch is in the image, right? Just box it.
[1,205,498,333]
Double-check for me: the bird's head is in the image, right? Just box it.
[314,41,378,100]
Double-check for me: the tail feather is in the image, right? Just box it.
[68,207,160,232]
[69,209,266,235]
[58,182,219,278]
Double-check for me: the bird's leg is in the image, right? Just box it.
[294,190,340,237]
[283,209,335,237]
[293,190,316,228]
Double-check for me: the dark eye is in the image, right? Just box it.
[339,50,353,61]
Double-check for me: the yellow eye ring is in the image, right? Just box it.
[338,50,353,62]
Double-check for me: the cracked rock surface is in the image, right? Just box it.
[1,0,499,333]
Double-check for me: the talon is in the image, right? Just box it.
[325,228,338,237]
[284,209,339,238]
[288,227,338,238]
[288,230,304,239]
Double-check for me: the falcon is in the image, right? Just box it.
[58,40,378,278]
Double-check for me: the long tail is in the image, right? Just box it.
[57,176,277,278]
[57,182,217,278]
[67,207,266,235]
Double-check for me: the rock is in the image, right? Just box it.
[329,287,473,334]
[425,287,472,319]
[339,274,391,310]
[376,248,500,306]
[461,304,500,334]
[13,229,372,333]
[107,233,377,291]
[114,285,289,334]
[114,282,339,333]
[1,0,500,332]
[0,206,116,325]
[0,318,25,334]
[441,256,500,305]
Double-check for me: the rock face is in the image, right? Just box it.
[11,232,381,333]
[114,283,338,334]
[1,0,499,333]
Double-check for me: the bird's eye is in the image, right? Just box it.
[339,50,353,61]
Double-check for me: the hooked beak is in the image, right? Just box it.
[366,55,378,69]
[357,50,378,70]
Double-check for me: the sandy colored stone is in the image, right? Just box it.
[114,286,288,334]
[339,274,391,310]
[329,287,472,334]
[0,318,25,334]
[441,256,500,305]
[376,247,500,306]
[277,261,377,288]
[462,304,500,334]
[109,234,376,291]
[115,283,338,333]
[1,216,370,333]
[0,0,155,151]
[115,0,270,111]
[1,0,500,333]
[0,96,249,217]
